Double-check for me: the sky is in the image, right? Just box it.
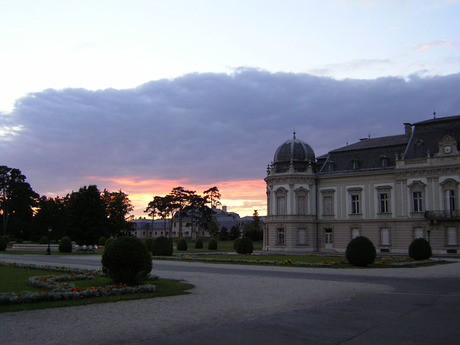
[1,0,460,218]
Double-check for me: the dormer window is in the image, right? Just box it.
[352,159,360,170]
[379,155,389,167]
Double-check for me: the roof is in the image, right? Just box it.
[319,135,409,174]
[331,134,409,153]
[404,115,460,159]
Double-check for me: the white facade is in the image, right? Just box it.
[264,116,460,256]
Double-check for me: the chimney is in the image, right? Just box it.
[404,123,412,137]
[222,205,227,213]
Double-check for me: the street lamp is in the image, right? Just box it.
[46,227,52,255]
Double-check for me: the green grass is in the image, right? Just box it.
[0,266,194,313]
[157,252,450,269]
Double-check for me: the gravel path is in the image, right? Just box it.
[1,256,459,345]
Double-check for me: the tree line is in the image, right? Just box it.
[1,164,262,244]
[1,165,134,244]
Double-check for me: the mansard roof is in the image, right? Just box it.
[404,115,460,160]
[319,134,408,174]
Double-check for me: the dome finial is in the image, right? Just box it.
[293,130,296,139]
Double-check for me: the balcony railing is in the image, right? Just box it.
[424,210,460,221]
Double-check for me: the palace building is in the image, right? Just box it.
[264,115,460,255]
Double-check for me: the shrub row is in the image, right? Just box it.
[345,236,432,266]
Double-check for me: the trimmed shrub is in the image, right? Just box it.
[151,236,173,256]
[143,238,154,251]
[98,236,107,246]
[105,238,114,249]
[233,238,241,250]
[236,237,253,255]
[208,238,218,250]
[195,238,203,249]
[346,236,376,267]
[0,236,7,251]
[101,236,152,285]
[39,236,49,245]
[177,238,188,251]
[59,236,73,253]
[409,238,432,260]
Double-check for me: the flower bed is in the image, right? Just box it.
[153,254,447,268]
[0,261,157,305]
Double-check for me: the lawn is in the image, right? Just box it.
[0,265,194,313]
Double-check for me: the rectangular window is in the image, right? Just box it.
[379,193,390,213]
[297,195,307,215]
[298,228,307,245]
[277,196,286,215]
[323,196,334,215]
[447,227,458,246]
[351,228,360,239]
[413,191,423,212]
[277,228,285,244]
[414,227,424,239]
[351,194,360,214]
[446,190,456,211]
[380,227,390,245]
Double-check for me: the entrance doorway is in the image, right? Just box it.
[325,228,333,250]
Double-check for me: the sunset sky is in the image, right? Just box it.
[1,0,460,217]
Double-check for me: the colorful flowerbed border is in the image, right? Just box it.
[0,261,157,305]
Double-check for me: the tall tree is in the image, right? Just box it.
[0,166,38,239]
[66,185,108,244]
[169,186,195,237]
[103,189,133,238]
[203,186,221,209]
[33,195,68,241]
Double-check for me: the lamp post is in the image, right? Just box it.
[46,227,52,255]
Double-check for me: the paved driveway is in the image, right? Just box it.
[0,254,459,345]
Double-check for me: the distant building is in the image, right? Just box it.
[264,115,460,255]
[130,206,253,239]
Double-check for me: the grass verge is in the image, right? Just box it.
[0,266,194,313]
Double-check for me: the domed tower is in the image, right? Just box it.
[264,132,318,253]
[271,132,316,173]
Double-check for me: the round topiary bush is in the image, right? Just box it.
[195,238,203,249]
[98,236,107,246]
[208,238,218,250]
[177,238,188,251]
[236,237,253,254]
[143,238,154,251]
[409,238,432,260]
[105,238,114,250]
[346,236,376,267]
[151,236,173,256]
[59,236,73,253]
[0,236,7,251]
[39,235,49,245]
[233,238,241,250]
[101,236,152,285]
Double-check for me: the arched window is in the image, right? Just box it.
[275,187,288,215]
[440,179,458,212]
[295,187,308,215]
[408,181,426,213]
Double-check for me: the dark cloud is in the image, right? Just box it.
[2,69,460,195]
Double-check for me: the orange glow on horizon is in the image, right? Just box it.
[87,175,267,218]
